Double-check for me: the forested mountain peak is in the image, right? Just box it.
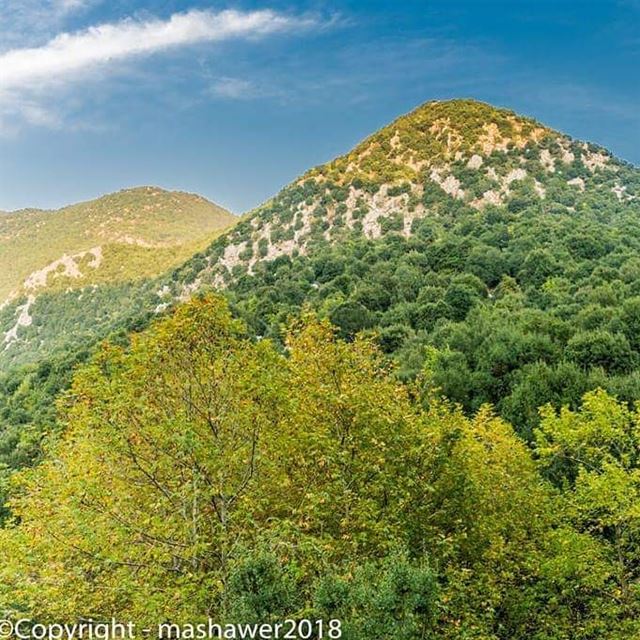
[184,99,637,292]
[310,99,553,184]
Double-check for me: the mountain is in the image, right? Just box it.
[2,98,640,473]
[166,99,640,434]
[0,187,234,368]
[0,186,234,305]
[175,99,637,292]
[6,99,639,372]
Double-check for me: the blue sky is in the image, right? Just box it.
[0,0,638,214]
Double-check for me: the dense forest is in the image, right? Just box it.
[3,100,640,637]
[224,179,640,440]
[3,297,640,638]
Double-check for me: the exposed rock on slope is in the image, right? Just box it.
[174,99,637,292]
[0,186,235,305]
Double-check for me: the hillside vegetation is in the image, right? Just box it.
[3,296,640,638]
[0,186,234,304]
[3,99,640,475]
[0,188,235,504]
[169,100,640,437]
[3,100,640,636]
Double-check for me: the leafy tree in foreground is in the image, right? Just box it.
[2,296,639,637]
[535,390,640,637]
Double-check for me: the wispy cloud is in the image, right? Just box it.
[1,9,316,92]
[209,77,259,100]
[0,8,321,132]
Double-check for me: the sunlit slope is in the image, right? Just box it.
[0,186,235,303]
[170,99,639,292]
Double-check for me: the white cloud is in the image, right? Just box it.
[1,9,315,92]
[0,8,320,131]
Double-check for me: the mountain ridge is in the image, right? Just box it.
[173,99,636,295]
[1,98,639,372]
[0,186,235,306]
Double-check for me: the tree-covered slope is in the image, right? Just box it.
[0,187,234,369]
[158,99,640,437]
[4,99,640,635]
[4,296,640,638]
[0,186,234,305]
[2,98,640,485]
[0,188,235,481]
[5,99,638,373]
[173,99,637,294]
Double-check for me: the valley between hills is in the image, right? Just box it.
[2,99,640,637]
